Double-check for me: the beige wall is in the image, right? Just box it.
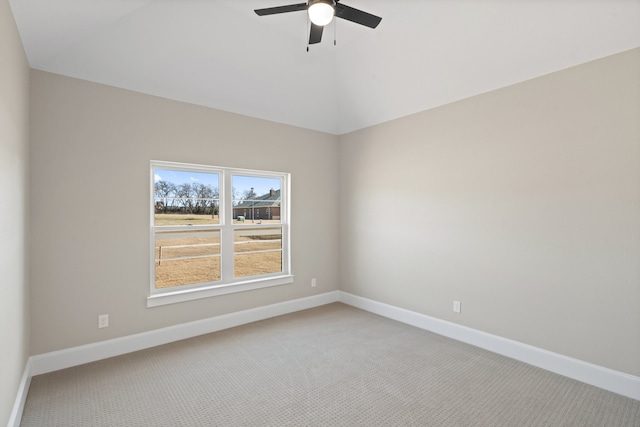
[29,71,339,354]
[0,0,30,424]
[19,37,640,403]
[338,48,640,376]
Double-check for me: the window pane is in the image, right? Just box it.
[234,228,282,278]
[155,230,220,288]
[150,162,291,303]
[232,175,281,224]
[154,169,220,225]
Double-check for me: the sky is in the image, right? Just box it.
[154,169,280,198]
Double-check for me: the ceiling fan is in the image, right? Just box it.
[254,0,382,46]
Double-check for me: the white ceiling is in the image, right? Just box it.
[9,0,640,134]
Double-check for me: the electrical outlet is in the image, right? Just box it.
[98,314,109,328]
[311,278,317,287]
[453,301,461,313]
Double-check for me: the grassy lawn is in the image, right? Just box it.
[154,214,282,226]
[154,214,219,226]
[155,257,221,288]
[154,228,282,289]
[155,251,282,288]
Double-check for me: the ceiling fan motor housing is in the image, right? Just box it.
[308,0,337,26]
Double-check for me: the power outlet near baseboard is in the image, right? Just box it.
[453,301,461,313]
[98,314,109,328]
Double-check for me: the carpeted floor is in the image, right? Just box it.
[21,303,640,426]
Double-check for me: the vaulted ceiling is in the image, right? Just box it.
[9,0,640,134]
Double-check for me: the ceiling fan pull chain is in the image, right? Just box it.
[306,15,310,52]
[255,2,382,47]
[334,18,337,45]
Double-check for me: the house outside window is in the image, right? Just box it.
[149,161,292,307]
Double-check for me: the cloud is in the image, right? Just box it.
[154,174,162,182]
[190,177,199,182]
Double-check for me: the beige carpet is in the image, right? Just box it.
[21,303,640,426]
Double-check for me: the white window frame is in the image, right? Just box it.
[148,160,293,307]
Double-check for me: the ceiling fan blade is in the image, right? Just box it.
[335,3,382,28]
[255,3,307,16]
[309,23,323,44]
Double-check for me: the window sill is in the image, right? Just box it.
[147,275,294,308]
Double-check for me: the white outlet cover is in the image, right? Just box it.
[453,301,461,313]
[98,314,109,328]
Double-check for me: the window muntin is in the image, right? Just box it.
[150,161,291,305]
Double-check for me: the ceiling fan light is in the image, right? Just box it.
[308,1,334,26]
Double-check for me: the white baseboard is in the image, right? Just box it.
[7,358,32,427]
[11,292,338,425]
[29,291,339,376]
[12,288,637,425]
[11,291,338,425]
[338,291,640,401]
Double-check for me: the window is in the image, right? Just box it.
[149,161,292,307]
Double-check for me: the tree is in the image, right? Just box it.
[191,183,218,215]
[232,187,239,206]
[242,187,257,202]
[210,186,220,216]
[154,180,176,213]
[176,183,194,214]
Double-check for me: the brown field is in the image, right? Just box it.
[154,232,282,289]
[156,257,221,288]
[154,214,219,226]
[234,251,282,278]
[154,214,282,226]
